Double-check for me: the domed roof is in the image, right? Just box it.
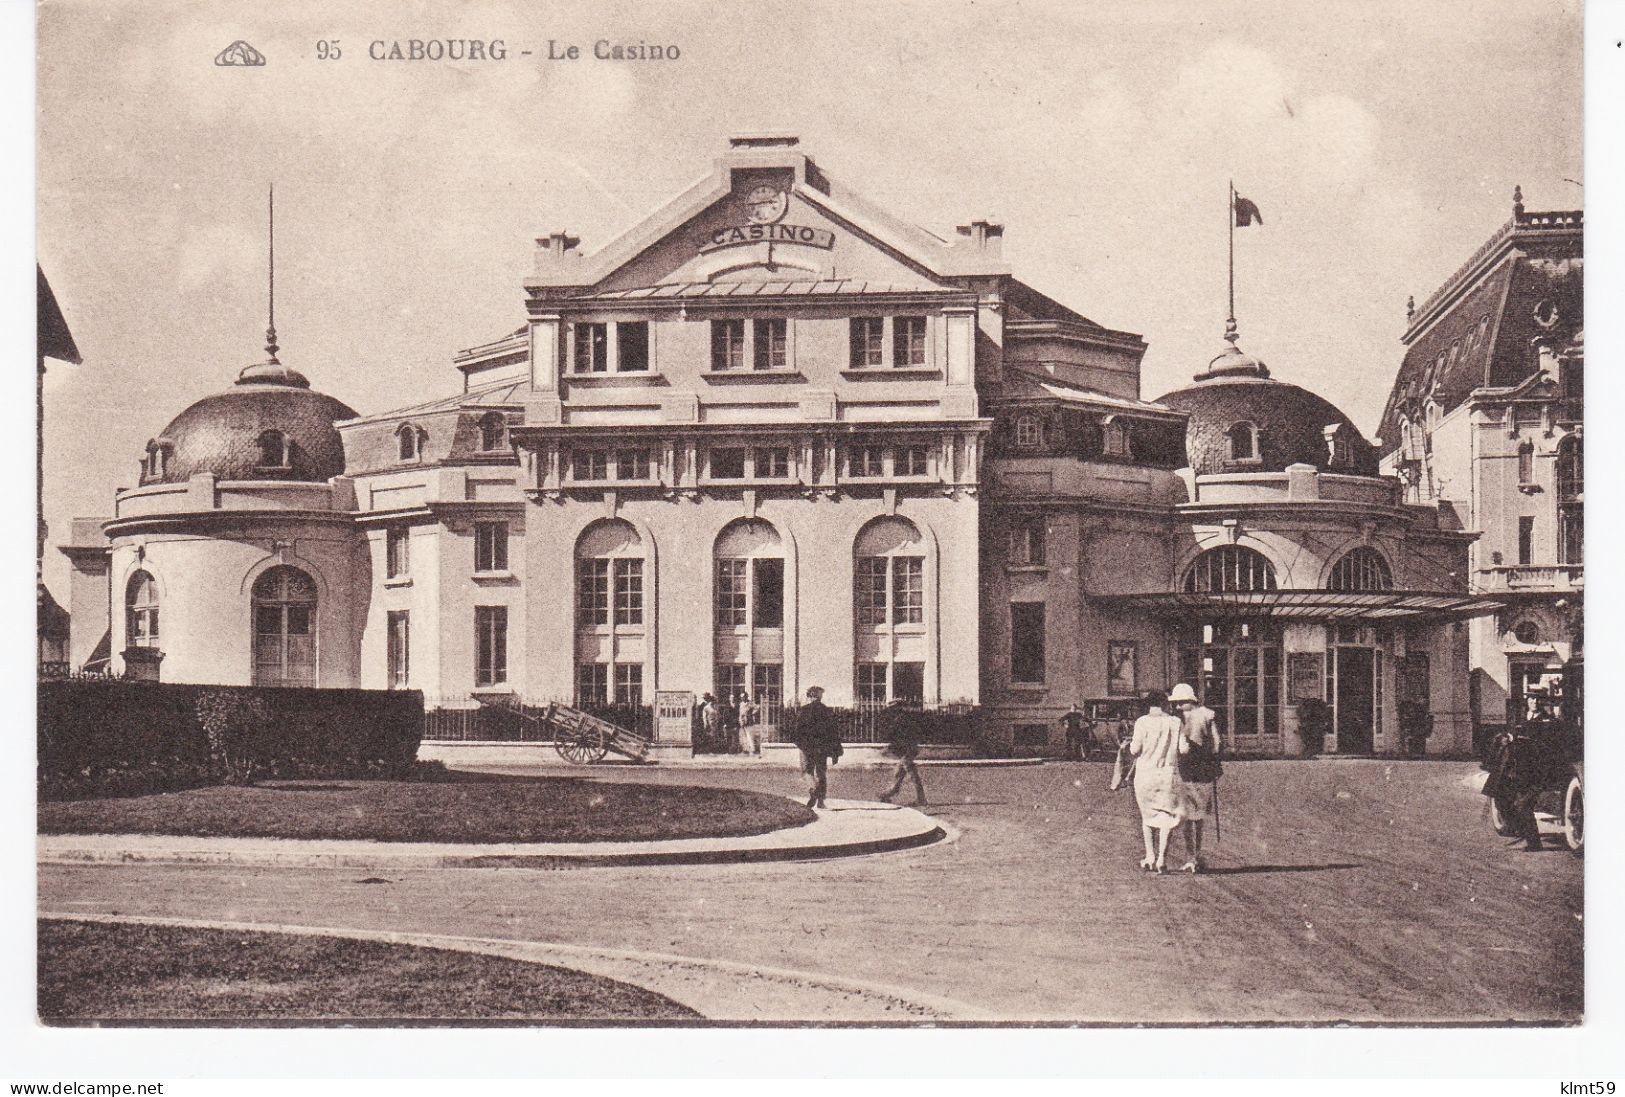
[1156,338,1378,477]
[140,361,357,486]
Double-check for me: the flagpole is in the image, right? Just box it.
[1227,179,1236,341]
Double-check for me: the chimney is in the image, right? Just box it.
[729,133,800,149]
[955,219,1005,258]
[534,232,581,270]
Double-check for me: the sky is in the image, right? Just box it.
[36,0,1583,600]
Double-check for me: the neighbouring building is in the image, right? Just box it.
[1375,190,1582,749]
[61,136,1500,755]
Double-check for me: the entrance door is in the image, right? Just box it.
[1335,647,1375,753]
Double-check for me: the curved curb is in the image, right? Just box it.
[37,802,947,871]
[38,911,991,1023]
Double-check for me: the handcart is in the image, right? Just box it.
[470,693,651,764]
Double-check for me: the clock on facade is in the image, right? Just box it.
[744,185,788,224]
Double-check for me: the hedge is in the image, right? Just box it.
[38,680,423,799]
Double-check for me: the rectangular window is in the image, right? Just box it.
[892,557,924,624]
[855,557,889,625]
[572,449,608,481]
[897,444,929,477]
[756,446,790,479]
[893,662,925,704]
[1009,518,1046,566]
[753,557,784,629]
[617,321,649,372]
[614,663,643,705]
[857,663,888,703]
[386,527,410,579]
[1518,516,1535,566]
[848,445,886,478]
[1559,505,1583,566]
[849,317,884,368]
[1518,444,1534,485]
[613,559,643,625]
[616,448,650,480]
[475,606,507,687]
[577,559,610,626]
[710,447,747,479]
[711,319,746,371]
[893,316,927,367]
[752,664,783,709]
[574,322,608,373]
[386,610,410,689]
[1010,602,1046,684]
[715,664,748,704]
[474,521,508,573]
[753,318,787,371]
[576,663,608,705]
[716,559,749,627]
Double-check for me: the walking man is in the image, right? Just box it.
[1060,703,1087,760]
[877,697,927,806]
[792,686,842,809]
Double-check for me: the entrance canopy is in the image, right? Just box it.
[1097,589,1503,625]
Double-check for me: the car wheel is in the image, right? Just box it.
[1489,796,1518,837]
[1563,776,1583,854]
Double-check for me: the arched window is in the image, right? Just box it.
[397,424,424,462]
[252,566,317,687]
[1014,414,1042,449]
[1226,422,1258,461]
[1101,417,1129,458]
[714,518,785,713]
[478,412,508,452]
[257,430,288,469]
[1556,435,1582,500]
[1183,546,1278,593]
[574,519,644,705]
[854,516,928,703]
[1513,620,1540,645]
[1397,415,1412,459]
[126,571,159,649]
[1328,547,1394,592]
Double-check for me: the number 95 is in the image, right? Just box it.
[316,40,341,60]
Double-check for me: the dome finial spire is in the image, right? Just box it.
[265,184,279,364]
[237,185,309,388]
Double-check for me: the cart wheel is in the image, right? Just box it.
[1562,776,1583,854]
[1488,796,1518,837]
[556,726,609,765]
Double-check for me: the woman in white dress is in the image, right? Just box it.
[1129,689,1185,873]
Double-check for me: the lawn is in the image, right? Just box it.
[37,769,816,843]
[39,919,700,1022]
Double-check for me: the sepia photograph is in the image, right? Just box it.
[27,0,1601,1064]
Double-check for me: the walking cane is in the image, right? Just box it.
[1213,779,1221,844]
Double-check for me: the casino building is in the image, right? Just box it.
[60,135,1498,755]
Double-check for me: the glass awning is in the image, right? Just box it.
[1094,589,1504,624]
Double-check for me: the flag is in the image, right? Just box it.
[1233,193,1263,227]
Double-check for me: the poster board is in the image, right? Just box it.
[1288,652,1325,702]
[654,690,694,745]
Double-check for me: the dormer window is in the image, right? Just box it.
[145,441,171,480]
[1101,418,1129,458]
[1227,422,1259,462]
[397,424,425,463]
[478,412,507,452]
[1015,415,1042,449]
[1323,424,1350,468]
[257,430,289,469]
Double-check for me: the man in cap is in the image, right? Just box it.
[877,697,927,806]
[791,685,842,809]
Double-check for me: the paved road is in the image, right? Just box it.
[39,760,1581,1023]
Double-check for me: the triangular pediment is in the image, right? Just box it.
[527,140,1008,298]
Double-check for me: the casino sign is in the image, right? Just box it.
[697,184,835,253]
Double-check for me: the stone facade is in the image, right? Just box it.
[61,136,1494,756]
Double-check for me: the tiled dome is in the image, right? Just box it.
[140,364,357,486]
[1156,341,1378,476]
